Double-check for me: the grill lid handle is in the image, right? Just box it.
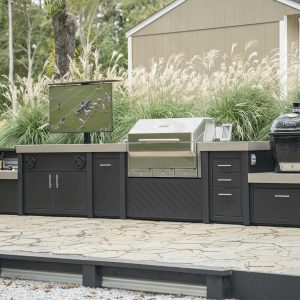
[138,138,180,143]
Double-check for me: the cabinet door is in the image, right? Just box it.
[54,172,86,216]
[94,158,120,217]
[0,180,18,214]
[252,187,300,225]
[24,172,55,214]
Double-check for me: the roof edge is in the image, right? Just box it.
[125,0,186,38]
[276,0,300,11]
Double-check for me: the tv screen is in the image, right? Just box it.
[49,82,113,133]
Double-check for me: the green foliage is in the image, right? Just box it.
[205,84,280,141]
[0,104,49,147]
[45,0,65,16]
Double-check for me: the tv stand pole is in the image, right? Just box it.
[84,132,91,144]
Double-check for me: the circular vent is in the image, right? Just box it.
[25,155,36,169]
[74,155,86,169]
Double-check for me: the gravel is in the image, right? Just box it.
[0,278,205,300]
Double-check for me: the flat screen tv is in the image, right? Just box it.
[49,81,113,133]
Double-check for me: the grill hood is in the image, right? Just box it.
[270,103,300,136]
[127,117,215,178]
[128,117,214,153]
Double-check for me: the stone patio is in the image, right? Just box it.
[0,215,299,276]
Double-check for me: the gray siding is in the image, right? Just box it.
[131,0,300,70]
[133,0,299,37]
[132,22,280,69]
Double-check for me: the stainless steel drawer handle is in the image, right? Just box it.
[55,174,59,189]
[217,179,232,182]
[48,174,52,189]
[218,193,233,197]
[138,138,180,143]
[100,164,112,167]
[217,164,232,168]
[275,195,290,198]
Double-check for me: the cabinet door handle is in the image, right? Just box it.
[218,193,233,197]
[48,174,52,189]
[100,164,112,167]
[275,194,290,198]
[55,174,59,189]
[217,178,232,182]
[217,164,232,168]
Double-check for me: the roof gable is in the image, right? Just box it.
[277,0,300,10]
[125,0,186,38]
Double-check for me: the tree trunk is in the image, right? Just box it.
[8,0,17,115]
[52,0,76,78]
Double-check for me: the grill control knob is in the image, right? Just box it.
[74,155,86,169]
[25,155,36,169]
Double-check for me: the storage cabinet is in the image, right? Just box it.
[127,178,203,221]
[93,153,126,218]
[251,184,300,226]
[23,153,87,216]
[209,152,244,223]
[0,180,18,214]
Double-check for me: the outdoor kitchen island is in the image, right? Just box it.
[16,144,127,218]
[16,141,280,226]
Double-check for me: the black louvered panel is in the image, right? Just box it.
[127,178,203,221]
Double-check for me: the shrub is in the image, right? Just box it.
[0,104,49,147]
[205,83,281,141]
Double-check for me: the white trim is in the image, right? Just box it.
[298,18,300,86]
[276,0,300,11]
[280,16,288,98]
[128,36,133,84]
[125,0,186,38]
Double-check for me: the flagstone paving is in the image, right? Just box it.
[0,215,299,276]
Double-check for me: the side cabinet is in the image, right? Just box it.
[0,180,18,214]
[208,152,249,224]
[251,184,300,226]
[23,153,88,216]
[93,153,126,218]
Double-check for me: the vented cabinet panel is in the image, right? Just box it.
[127,178,203,221]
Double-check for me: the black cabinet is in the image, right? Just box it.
[93,153,126,218]
[23,154,87,216]
[251,184,300,226]
[127,178,203,221]
[209,152,246,224]
[24,172,54,213]
[0,180,18,214]
[54,172,86,214]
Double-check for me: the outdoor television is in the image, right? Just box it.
[49,81,114,133]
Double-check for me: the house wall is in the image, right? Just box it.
[131,0,300,70]
[132,22,279,69]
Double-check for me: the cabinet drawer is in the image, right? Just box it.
[211,188,242,219]
[252,188,300,225]
[129,169,152,177]
[212,158,240,173]
[213,173,241,187]
[153,169,174,178]
[175,169,197,178]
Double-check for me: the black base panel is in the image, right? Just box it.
[0,180,18,214]
[127,178,203,221]
[0,252,299,300]
[231,270,300,300]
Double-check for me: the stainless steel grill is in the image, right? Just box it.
[128,118,215,178]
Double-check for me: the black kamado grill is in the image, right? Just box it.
[269,102,300,172]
